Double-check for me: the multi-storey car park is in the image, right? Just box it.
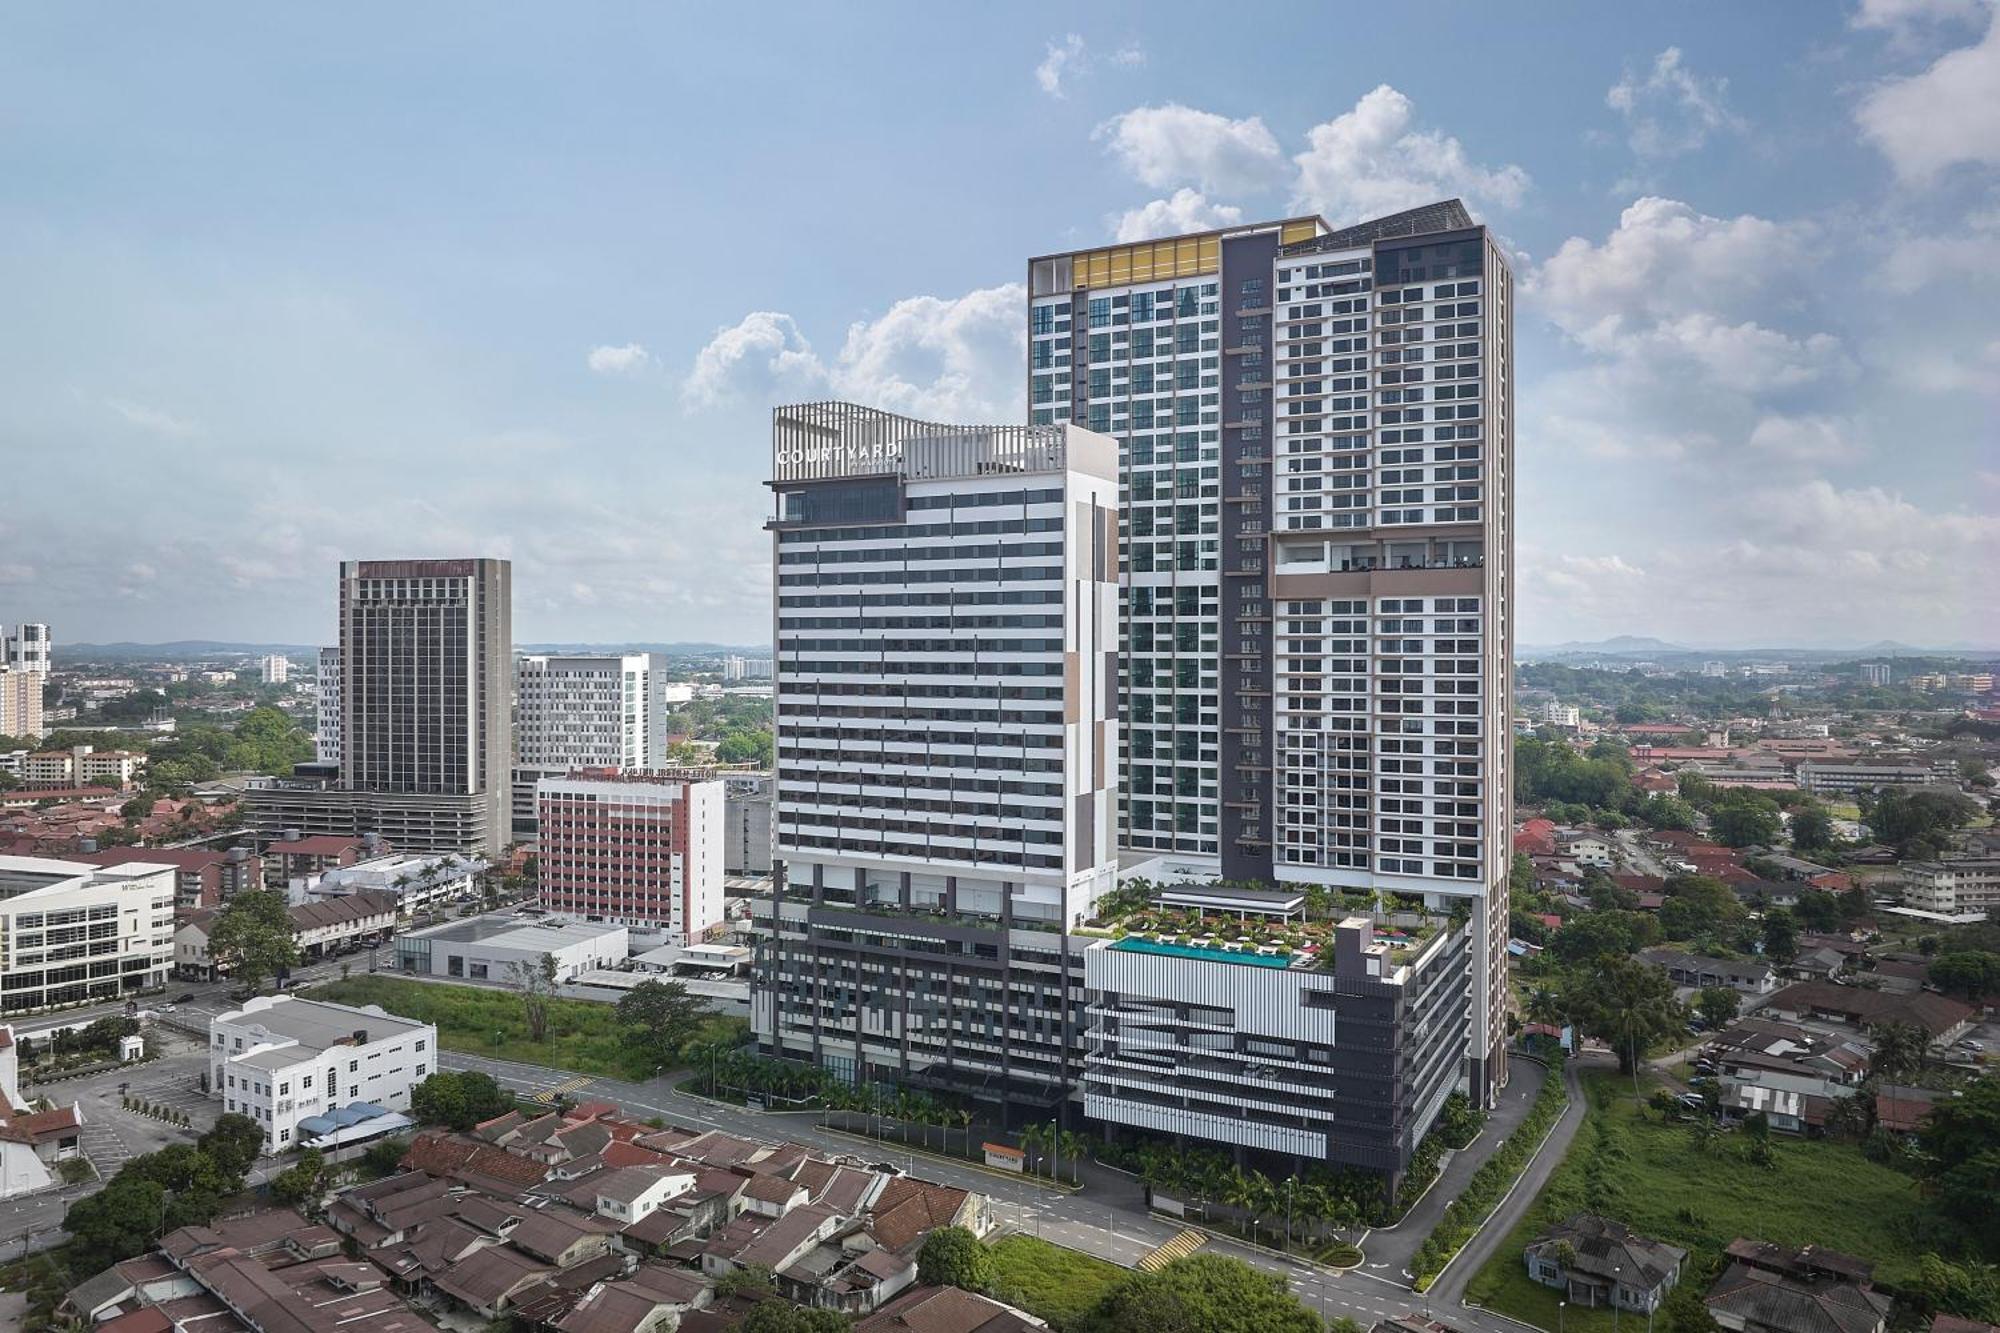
[755,403,1119,1119]
[1029,200,1516,1103]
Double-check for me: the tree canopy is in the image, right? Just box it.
[615,979,709,1070]
[1919,1074,2000,1240]
[1565,953,1685,1075]
[1928,951,2000,1002]
[1077,1253,1322,1333]
[206,889,299,990]
[916,1226,994,1291]
[410,1069,518,1131]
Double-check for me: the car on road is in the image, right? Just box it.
[160,1003,176,1012]
[174,992,197,1004]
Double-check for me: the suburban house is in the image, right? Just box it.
[1559,832,1615,868]
[1639,947,1776,995]
[1765,982,1976,1048]
[1524,1213,1687,1313]
[1705,1240,1891,1333]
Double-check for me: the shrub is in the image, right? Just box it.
[1412,1063,1571,1289]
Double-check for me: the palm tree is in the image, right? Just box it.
[1018,1123,1046,1177]
[1250,1175,1281,1247]
[1058,1130,1088,1185]
[955,1108,974,1158]
[1869,1021,1929,1084]
[1221,1166,1259,1236]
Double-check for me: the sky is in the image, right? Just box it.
[1,1,1995,651]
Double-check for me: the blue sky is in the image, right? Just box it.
[2,1,1994,649]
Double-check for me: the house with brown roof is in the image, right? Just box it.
[742,1169,812,1217]
[431,1243,555,1318]
[866,1177,990,1254]
[855,1284,1048,1332]
[1765,982,1975,1046]
[508,1206,619,1269]
[550,1261,712,1333]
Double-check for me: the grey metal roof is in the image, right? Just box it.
[1283,199,1476,255]
[220,996,427,1050]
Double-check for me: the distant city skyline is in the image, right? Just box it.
[2,3,1995,646]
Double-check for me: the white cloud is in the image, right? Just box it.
[1291,85,1530,224]
[1851,0,1986,35]
[1856,5,2000,183]
[681,311,825,409]
[1873,210,2000,291]
[106,398,199,438]
[1605,47,1743,158]
[586,342,652,376]
[1111,189,1245,242]
[1109,43,1146,67]
[1096,104,1286,194]
[1524,483,2000,645]
[1627,315,1843,391]
[1893,337,2000,393]
[1530,197,1814,350]
[1746,414,1864,463]
[683,284,1026,422]
[0,562,35,585]
[825,285,1026,421]
[1035,33,1086,98]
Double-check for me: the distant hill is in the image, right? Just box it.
[1517,636,1689,659]
[60,640,322,660]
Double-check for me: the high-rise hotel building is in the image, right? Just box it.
[246,560,513,858]
[1029,200,1514,1100]
[754,402,1119,1115]
[510,652,674,838]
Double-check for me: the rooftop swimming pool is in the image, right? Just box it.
[1110,936,1298,968]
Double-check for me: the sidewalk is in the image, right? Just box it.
[1362,1056,1550,1276]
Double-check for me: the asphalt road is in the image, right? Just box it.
[9,966,1585,1331]
[437,1046,1583,1333]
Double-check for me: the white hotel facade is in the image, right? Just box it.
[754,403,1120,1115]
[511,652,676,838]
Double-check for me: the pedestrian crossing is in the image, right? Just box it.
[1136,1228,1205,1271]
[528,1074,595,1105]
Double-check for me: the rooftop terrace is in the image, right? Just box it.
[1083,882,1454,972]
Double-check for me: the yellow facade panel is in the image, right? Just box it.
[1281,219,1321,246]
[1067,234,1221,289]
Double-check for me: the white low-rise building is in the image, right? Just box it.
[393,913,629,983]
[1901,859,2000,917]
[0,854,175,1012]
[208,995,436,1152]
[308,851,483,910]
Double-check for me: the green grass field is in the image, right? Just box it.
[1463,1071,1929,1332]
[304,974,746,1081]
[987,1234,1127,1330]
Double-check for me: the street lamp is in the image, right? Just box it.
[1559,1301,1567,1333]
[1613,1266,1623,1333]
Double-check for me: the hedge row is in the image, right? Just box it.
[1411,1061,1571,1291]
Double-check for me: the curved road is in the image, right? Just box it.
[1428,1053,1596,1313]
